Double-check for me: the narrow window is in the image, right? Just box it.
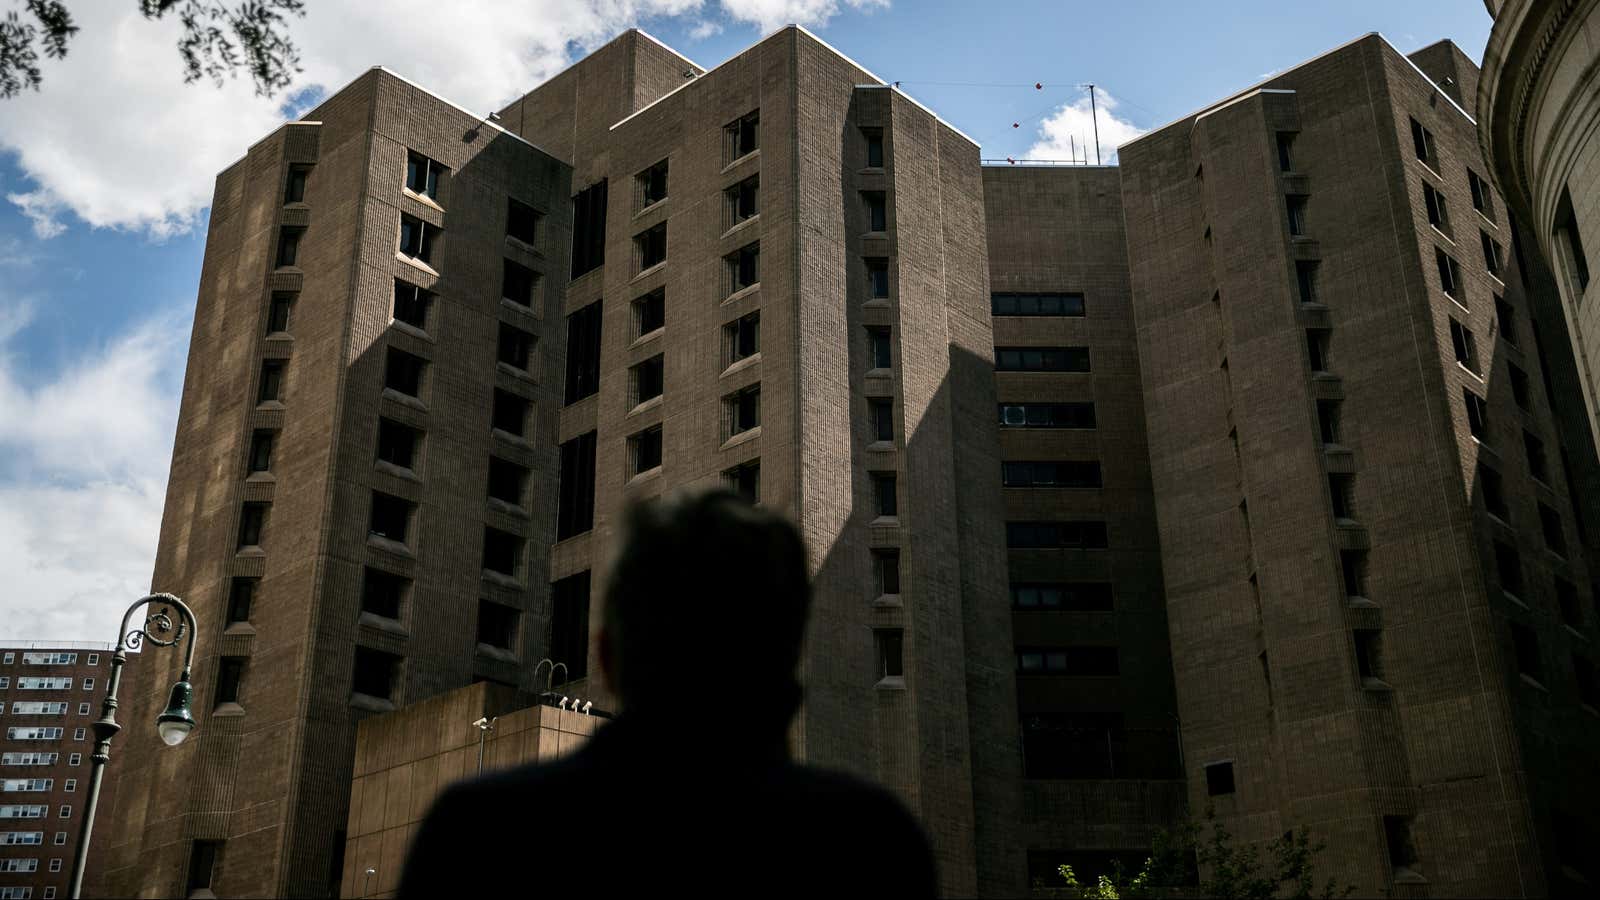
[1464,390,1488,441]
[1481,231,1505,278]
[629,425,663,475]
[284,165,309,203]
[869,327,892,369]
[1495,542,1524,598]
[633,288,665,337]
[351,647,401,701]
[729,242,760,293]
[214,658,245,706]
[1276,132,1294,172]
[867,258,889,299]
[1205,761,1236,796]
[276,227,303,268]
[1286,195,1308,236]
[405,151,442,199]
[1317,399,1341,444]
[876,629,904,680]
[875,550,901,597]
[257,360,285,404]
[360,568,407,620]
[728,110,760,161]
[384,347,425,398]
[1410,117,1436,169]
[570,179,608,278]
[476,600,519,651]
[1306,328,1331,373]
[865,128,885,168]
[267,292,294,334]
[1495,297,1517,345]
[1328,473,1355,521]
[393,280,430,330]
[557,431,597,539]
[636,222,667,270]
[1525,430,1548,482]
[397,214,437,263]
[639,159,668,207]
[1449,319,1479,373]
[506,198,540,246]
[225,578,255,625]
[873,473,898,518]
[864,191,888,232]
[630,355,664,406]
[549,572,591,679]
[1436,249,1463,303]
[728,175,759,224]
[564,300,603,404]
[1511,622,1542,681]
[237,503,267,549]
[482,527,522,578]
[1540,503,1567,556]
[491,389,529,437]
[1423,183,1449,234]
[368,492,413,545]
[1468,170,1495,219]
[1480,463,1509,519]
[1296,260,1319,304]
[1573,656,1598,708]
[486,457,528,507]
[727,385,759,436]
[1384,817,1420,877]
[1556,579,1582,629]
[870,398,894,443]
[497,323,534,372]
[725,459,760,502]
[247,430,274,474]
[186,840,222,896]
[726,311,760,365]
[1353,629,1382,681]
[376,418,420,470]
[1340,549,1368,599]
[502,259,538,308]
[1555,187,1590,293]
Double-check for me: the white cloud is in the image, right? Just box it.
[0,300,190,642]
[0,0,887,239]
[689,19,725,39]
[1024,88,1147,165]
[0,235,37,267]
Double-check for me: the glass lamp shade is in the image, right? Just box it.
[156,680,196,746]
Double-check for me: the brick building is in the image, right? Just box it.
[0,643,136,900]
[96,23,1600,900]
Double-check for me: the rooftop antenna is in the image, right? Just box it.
[1087,83,1101,165]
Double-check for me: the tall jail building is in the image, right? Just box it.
[1119,35,1600,896]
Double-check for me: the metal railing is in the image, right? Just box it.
[0,641,116,652]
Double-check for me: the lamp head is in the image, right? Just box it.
[156,680,196,746]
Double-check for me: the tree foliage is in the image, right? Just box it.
[1052,809,1356,900]
[0,0,304,99]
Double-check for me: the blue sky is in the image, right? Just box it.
[0,0,1493,641]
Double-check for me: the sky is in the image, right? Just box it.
[0,0,1495,642]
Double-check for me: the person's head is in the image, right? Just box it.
[600,488,810,725]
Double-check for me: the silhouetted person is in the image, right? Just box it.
[399,489,938,897]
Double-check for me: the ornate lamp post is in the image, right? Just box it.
[68,593,201,899]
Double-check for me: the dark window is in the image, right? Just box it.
[368,492,412,545]
[405,151,442,199]
[258,360,285,404]
[729,385,759,436]
[1556,186,1590,293]
[267,292,294,333]
[1205,761,1236,796]
[1482,231,1505,278]
[1006,521,1109,549]
[631,355,664,406]
[1340,549,1368,598]
[376,418,420,470]
[730,175,759,223]
[867,259,889,299]
[276,227,302,267]
[360,568,406,620]
[564,301,603,404]
[1020,712,1131,779]
[870,398,894,442]
[226,578,256,624]
[1384,817,1419,874]
[876,629,904,679]
[1525,430,1548,482]
[1480,463,1508,519]
[498,323,534,371]
[502,259,538,308]
[1436,248,1463,302]
[1511,622,1542,681]
[482,527,521,578]
[1575,656,1599,708]
[284,165,309,203]
[1557,579,1583,629]
[1002,461,1103,489]
[726,459,760,502]
[1410,117,1436,169]
[1010,582,1114,611]
[1509,364,1531,410]
[995,347,1090,372]
[237,502,267,549]
[630,426,663,474]
[1306,329,1331,372]
[1286,195,1308,236]
[351,647,400,700]
[998,402,1096,429]
[186,840,221,894]
[570,180,608,278]
[990,293,1086,317]
[1540,503,1567,556]
[1276,132,1295,172]
[865,191,887,232]
[549,572,591,680]
[384,348,425,398]
[1464,390,1488,440]
[1353,629,1381,680]
[1017,646,1118,677]
[234,431,271,480]
[557,431,597,539]
[730,242,760,292]
[1495,297,1518,345]
[1468,170,1495,220]
[1423,183,1450,232]
[1496,541,1524,598]
[1329,473,1355,520]
[639,159,668,207]
[868,327,893,369]
[875,550,901,596]
[634,288,665,336]
[214,657,245,706]
[728,311,760,364]
[506,198,540,246]
[637,222,667,270]
[1295,261,1319,304]
[476,600,519,651]
[873,473,898,518]
[865,129,884,168]
[487,457,527,507]
[729,110,759,159]
[491,389,529,437]
[393,280,430,329]
[1317,399,1341,444]
[398,215,437,263]
[1449,319,1479,373]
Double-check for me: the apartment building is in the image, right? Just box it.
[0,644,134,900]
[1119,34,1600,896]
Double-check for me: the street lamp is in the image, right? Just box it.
[68,592,200,900]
